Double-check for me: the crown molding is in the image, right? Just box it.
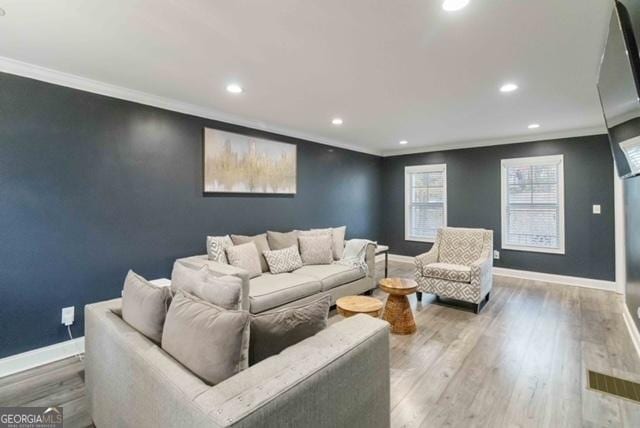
[0,56,608,158]
[0,56,382,156]
[381,126,607,157]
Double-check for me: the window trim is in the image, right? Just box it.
[404,164,447,243]
[500,154,565,255]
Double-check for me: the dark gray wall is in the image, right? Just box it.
[0,72,382,358]
[625,175,640,330]
[381,136,616,281]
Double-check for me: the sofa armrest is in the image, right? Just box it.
[365,242,376,277]
[415,245,438,274]
[175,255,250,311]
[194,315,390,428]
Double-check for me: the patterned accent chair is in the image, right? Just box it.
[414,227,493,313]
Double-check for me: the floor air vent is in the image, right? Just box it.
[587,370,640,403]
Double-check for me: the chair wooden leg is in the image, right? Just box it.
[485,292,490,302]
[474,303,480,314]
[435,294,439,302]
[416,292,422,301]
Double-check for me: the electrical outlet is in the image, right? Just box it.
[493,250,500,260]
[61,306,74,326]
[593,204,601,215]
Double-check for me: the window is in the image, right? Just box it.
[405,164,447,242]
[501,155,565,254]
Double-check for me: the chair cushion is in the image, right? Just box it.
[249,273,322,313]
[294,264,365,291]
[423,262,471,283]
[437,228,486,265]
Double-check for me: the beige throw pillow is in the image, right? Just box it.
[298,235,334,265]
[161,291,250,386]
[121,270,172,344]
[310,226,346,260]
[266,230,300,251]
[171,262,243,310]
[263,245,303,274]
[231,234,271,272]
[249,296,330,365]
[226,242,262,279]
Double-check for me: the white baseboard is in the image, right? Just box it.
[623,304,640,359]
[0,337,85,378]
[492,267,617,292]
[378,252,617,292]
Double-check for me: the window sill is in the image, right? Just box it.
[501,244,565,255]
[405,237,435,243]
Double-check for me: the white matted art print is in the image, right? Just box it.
[203,128,297,194]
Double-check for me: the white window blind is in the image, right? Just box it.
[501,155,565,254]
[405,164,447,242]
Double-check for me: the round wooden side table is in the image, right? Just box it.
[336,295,383,318]
[379,278,418,335]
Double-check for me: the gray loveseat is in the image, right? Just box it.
[176,242,376,314]
[85,298,390,427]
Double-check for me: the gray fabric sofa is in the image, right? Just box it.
[85,298,390,428]
[176,242,376,314]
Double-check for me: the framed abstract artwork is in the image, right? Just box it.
[203,127,297,194]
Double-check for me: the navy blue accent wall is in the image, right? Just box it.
[381,136,616,281]
[0,72,382,358]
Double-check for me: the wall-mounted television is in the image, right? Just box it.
[598,0,640,178]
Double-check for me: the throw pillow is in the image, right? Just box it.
[231,233,271,272]
[206,235,233,263]
[266,230,300,251]
[121,270,172,344]
[249,295,330,365]
[161,291,250,385]
[310,226,347,260]
[226,242,262,279]
[263,245,303,274]
[171,262,243,310]
[298,234,334,265]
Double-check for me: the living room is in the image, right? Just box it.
[1,1,639,427]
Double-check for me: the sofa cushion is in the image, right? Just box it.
[231,233,271,272]
[249,295,330,365]
[206,235,233,264]
[298,234,334,265]
[171,262,243,310]
[266,230,299,251]
[161,291,250,386]
[423,262,471,283]
[294,264,365,291]
[263,245,303,274]
[249,273,322,313]
[121,270,172,344]
[226,242,262,279]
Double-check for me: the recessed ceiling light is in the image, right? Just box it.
[226,83,243,94]
[399,140,409,145]
[0,8,6,16]
[442,0,469,12]
[331,118,343,126]
[500,83,518,93]
[528,123,540,129]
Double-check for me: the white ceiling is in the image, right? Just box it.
[0,0,613,155]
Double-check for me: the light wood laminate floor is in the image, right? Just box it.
[1,261,639,427]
